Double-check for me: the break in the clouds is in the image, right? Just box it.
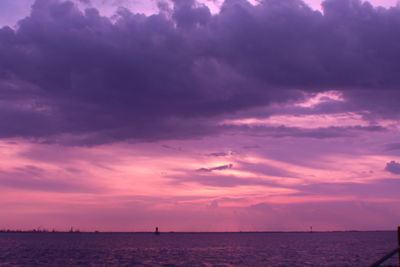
[1,0,400,145]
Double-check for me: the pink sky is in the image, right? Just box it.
[1,0,400,232]
[1,92,399,231]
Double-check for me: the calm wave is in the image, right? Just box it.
[0,231,397,266]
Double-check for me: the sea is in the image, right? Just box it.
[0,231,398,266]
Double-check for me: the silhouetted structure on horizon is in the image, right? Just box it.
[154,227,160,235]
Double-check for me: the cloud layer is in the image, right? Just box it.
[0,0,400,145]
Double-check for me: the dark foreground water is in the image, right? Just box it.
[0,231,398,266]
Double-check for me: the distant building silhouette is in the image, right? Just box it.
[155,227,160,235]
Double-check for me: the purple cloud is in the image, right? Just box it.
[384,161,400,174]
[1,0,400,145]
[196,163,233,172]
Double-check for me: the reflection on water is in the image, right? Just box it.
[0,231,397,266]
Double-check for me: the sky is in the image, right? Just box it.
[0,0,400,232]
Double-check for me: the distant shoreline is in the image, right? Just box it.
[0,230,395,234]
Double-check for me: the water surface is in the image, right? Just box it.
[0,231,397,266]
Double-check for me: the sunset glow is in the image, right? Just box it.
[0,0,400,232]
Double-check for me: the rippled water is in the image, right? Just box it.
[0,231,398,266]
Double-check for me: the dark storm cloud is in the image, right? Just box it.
[384,160,400,174]
[1,0,400,145]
